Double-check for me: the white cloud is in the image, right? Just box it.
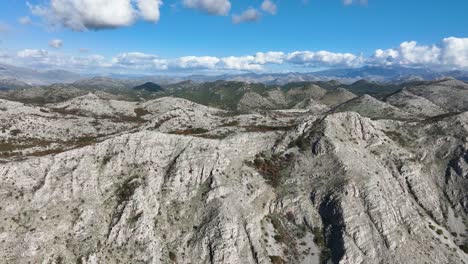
[287,50,362,67]
[261,0,277,15]
[112,52,168,70]
[372,49,399,66]
[371,41,441,66]
[369,37,468,69]
[49,39,63,48]
[398,41,440,65]
[3,37,468,74]
[112,52,159,64]
[253,52,285,64]
[221,56,262,71]
[183,0,231,16]
[441,37,468,68]
[136,0,163,22]
[28,0,163,31]
[17,49,49,58]
[18,16,32,25]
[232,8,261,24]
[110,52,286,71]
[12,49,112,70]
[172,56,220,69]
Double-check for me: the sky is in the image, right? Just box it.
[0,0,467,75]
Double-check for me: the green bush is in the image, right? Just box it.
[312,227,325,248]
[459,242,468,253]
[289,136,308,151]
[251,152,293,188]
[10,129,21,136]
[169,251,177,262]
[171,128,209,135]
[269,256,285,264]
[134,108,151,117]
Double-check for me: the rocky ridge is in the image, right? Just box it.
[0,79,467,264]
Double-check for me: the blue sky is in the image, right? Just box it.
[0,0,467,74]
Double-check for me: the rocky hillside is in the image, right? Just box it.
[0,79,467,264]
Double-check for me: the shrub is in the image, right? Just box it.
[10,129,21,136]
[269,256,285,264]
[286,211,295,222]
[245,125,294,133]
[288,135,309,151]
[128,212,143,224]
[171,128,209,135]
[222,120,239,127]
[251,153,293,188]
[102,155,112,165]
[460,242,468,253]
[169,251,177,262]
[134,108,151,117]
[273,234,285,243]
[312,227,325,248]
[319,249,332,264]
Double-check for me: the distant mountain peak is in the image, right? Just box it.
[133,82,164,92]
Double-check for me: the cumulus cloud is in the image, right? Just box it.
[112,52,159,64]
[12,49,112,70]
[371,41,440,66]
[441,37,468,68]
[183,0,231,16]
[232,8,261,24]
[261,0,277,15]
[49,39,63,48]
[172,56,220,69]
[18,16,32,25]
[136,0,163,22]
[253,52,285,64]
[17,49,49,58]
[3,37,468,74]
[112,52,168,70]
[287,50,362,67]
[220,56,261,71]
[369,37,468,69]
[28,0,163,31]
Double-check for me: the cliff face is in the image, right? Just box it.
[0,92,467,264]
[279,112,468,264]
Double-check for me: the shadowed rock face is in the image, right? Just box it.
[332,94,413,120]
[405,78,468,112]
[0,79,467,264]
[384,90,448,117]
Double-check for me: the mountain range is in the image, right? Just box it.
[0,76,468,263]
[1,56,468,264]
[1,63,468,87]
